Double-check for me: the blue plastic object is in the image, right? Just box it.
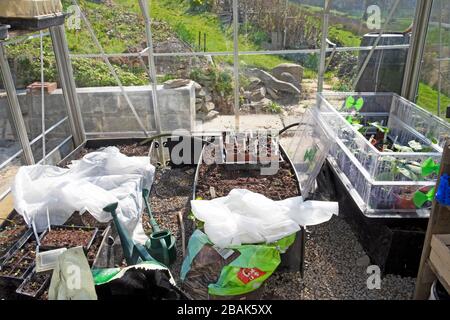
[436,174,450,206]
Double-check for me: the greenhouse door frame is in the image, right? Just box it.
[0,25,85,200]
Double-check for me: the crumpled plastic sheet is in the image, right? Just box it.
[12,147,155,244]
[191,189,339,247]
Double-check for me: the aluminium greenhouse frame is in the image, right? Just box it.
[0,0,436,202]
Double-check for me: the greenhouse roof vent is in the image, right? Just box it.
[0,0,66,31]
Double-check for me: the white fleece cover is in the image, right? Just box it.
[191,189,339,247]
[12,147,155,244]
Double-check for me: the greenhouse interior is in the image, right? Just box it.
[0,0,450,302]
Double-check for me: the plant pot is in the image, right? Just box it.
[393,193,417,210]
[39,225,98,251]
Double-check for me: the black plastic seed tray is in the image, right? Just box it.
[0,13,66,31]
[16,269,52,299]
[0,211,30,264]
[0,233,38,287]
[0,24,10,40]
[39,225,99,251]
[0,228,34,266]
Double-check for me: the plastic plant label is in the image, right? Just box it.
[237,268,266,285]
[36,248,67,272]
[209,186,217,199]
[212,245,234,260]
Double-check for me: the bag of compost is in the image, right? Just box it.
[92,261,190,300]
[180,230,296,300]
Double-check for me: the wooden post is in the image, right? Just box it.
[414,138,450,299]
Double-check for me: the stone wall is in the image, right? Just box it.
[0,84,196,141]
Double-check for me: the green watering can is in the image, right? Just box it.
[103,202,156,265]
[142,189,177,266]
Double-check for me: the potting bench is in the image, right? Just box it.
[415,138,450,299]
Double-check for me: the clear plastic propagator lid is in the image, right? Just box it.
[285,108,335,198]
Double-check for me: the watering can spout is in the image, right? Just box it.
[103,202,119,213]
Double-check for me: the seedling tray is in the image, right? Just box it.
[15,269,51,299]
[0,234,39,287]
[222,131,283,170]
[39,225,98,251]
[88,226,113,268]
[0,24,10,40]
[0,213,30,265]
[317,92,450,217]
[0,228,34,266]
[0,13,67,31]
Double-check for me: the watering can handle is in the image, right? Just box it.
[159,238,170,266]
[142,189,160,232]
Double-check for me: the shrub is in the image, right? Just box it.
[189,0,214,13]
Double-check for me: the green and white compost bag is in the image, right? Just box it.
[181,230,296,299]
[191,189,338,247]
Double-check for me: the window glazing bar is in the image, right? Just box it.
[0,43,35,165]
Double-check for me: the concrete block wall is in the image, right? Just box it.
[0,84,196,142]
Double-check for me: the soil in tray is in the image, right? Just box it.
[20,271,52,297]
[86,230,104,265]
[0,241,37,279]
[196,162,300,201]
[40,227,95,249]
[0,214,27,257]
[0,225,27,257]
[77,143,149,160]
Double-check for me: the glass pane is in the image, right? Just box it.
[326,0,417,41]
[416,0,450,120]
[324,0,417,95]
[239,0,323,51]
[74,65,155,135]
[3,34,74,163]
[0,76,26,194]
[238,53,318,130]
[71,56,149,88]
[150,0,234,54]
[155,54,237,133]
[64,0,146,54]
[0,154,25,196]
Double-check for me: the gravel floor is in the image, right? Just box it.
[262,216,416,300]
[74,144,417,300]
[146,166,416,300]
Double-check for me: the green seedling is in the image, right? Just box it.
[346,115,364,132]
[345,96,364,111]
[369,122,390,144]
